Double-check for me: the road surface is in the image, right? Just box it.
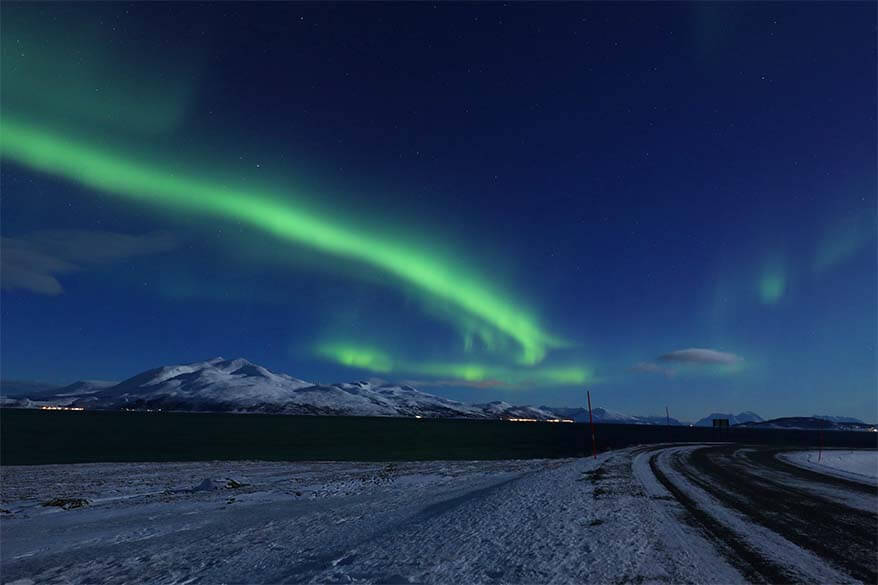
[634,444,877,584]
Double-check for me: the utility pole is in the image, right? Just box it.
[587,390,597,460]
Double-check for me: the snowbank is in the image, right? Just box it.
[780,449,878,484]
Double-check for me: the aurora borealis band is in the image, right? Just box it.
[0,117,561,368]
[1,2,875,419]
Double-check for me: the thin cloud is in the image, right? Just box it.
[630,362,676,378]
[2,230,177,295]
[657,348,741,365]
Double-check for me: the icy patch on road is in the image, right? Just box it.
[780,450,878,484]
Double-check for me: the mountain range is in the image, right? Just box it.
[0,357,869,426]
[546,407,688,426]
[1,358,558,420]
[733,416,876,432]
[693,411,764,427]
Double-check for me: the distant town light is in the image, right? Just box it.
[506,417,573,423]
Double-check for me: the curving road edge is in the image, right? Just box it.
[633,444,878,584]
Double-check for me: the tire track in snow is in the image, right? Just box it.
[683,445,877,584]
[644,447,795,584]
[641,444,877,585]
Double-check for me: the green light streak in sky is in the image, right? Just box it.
[2,6,197,136]
[414,360,592,388]
[758,255,787,305]
[315,342,592,388]
[316,343,394,373]
[0,118,559,364]
[758,272,785,304]
[814,214,876,274]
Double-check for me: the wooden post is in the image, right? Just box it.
[587,390,597,460]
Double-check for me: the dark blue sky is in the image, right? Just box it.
[2,2,875,420]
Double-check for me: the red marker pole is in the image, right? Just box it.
[666,406,671,444]
[818,430,823,463]
[587,390,597,460]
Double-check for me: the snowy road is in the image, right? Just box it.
[635,444,878,585]
[1,445,876,584]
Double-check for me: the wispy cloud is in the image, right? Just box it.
[657,348,742,365]
[630,361,676,378]
[2,230,177,295]
[633,348,743,378]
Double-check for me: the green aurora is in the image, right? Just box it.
[315,342,593,388]
[1,2,874,420]
[1,6,199,137]
[0,117,564,372]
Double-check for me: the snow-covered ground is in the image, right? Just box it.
[779,449,878,484]
[1,449,748,584]
[2,445,874,584]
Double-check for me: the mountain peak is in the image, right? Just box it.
[13,359,864,429]
[695,411,763,427]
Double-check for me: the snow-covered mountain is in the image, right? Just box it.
[548,407,635,423]
[695,411,762,427]
[0,380,61,397]
[54,380,118,397]
[4,358,560,420]
[812,415,866,424]
[735,417,876,432]
[79,358,313,411]
[547,406,686,426]
[475,401,562,420]
[13,359,859,427]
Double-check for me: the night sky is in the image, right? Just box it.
[2,2,875,420]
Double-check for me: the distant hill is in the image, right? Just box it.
[0,380,61,397]
[4,360,868,428]
[475,401,563,421]
[546,407,686,426]
[695,411,763,427]
[2,358,697,423]
[0,358,567,420]
[812,415,866,424]
[735,416,876,432]
[53,380,118,396]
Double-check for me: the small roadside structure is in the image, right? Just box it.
[712,418,730,430]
